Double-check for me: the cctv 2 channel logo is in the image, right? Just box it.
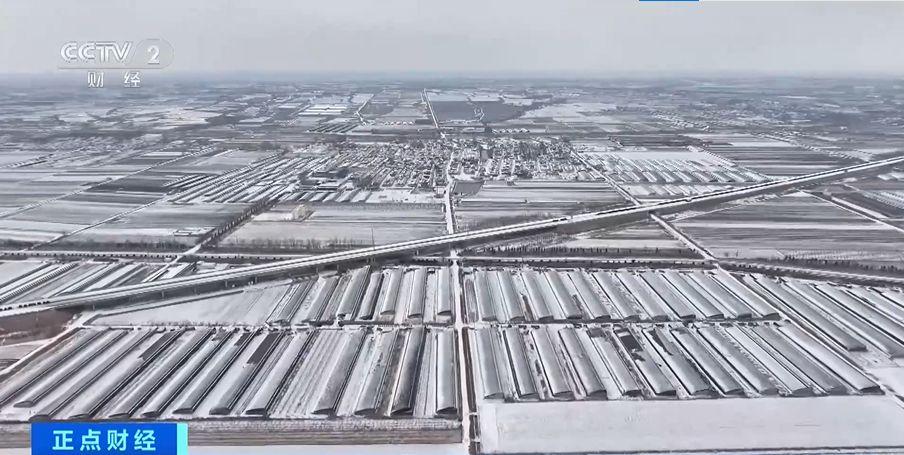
[59,39,174,69]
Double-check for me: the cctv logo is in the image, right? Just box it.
[61,41,133,65]
[59,39,173,70]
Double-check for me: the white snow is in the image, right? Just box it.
[479,396,904,453]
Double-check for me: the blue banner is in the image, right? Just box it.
[31,422,188,455]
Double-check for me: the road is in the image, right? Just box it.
[6,153,904,314]
[442,151,473,453]
[423,89,444,138]
[573,148,718,261]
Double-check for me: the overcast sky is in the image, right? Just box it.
[1,0,903,76]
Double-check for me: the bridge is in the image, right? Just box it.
[5,154,904,314]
